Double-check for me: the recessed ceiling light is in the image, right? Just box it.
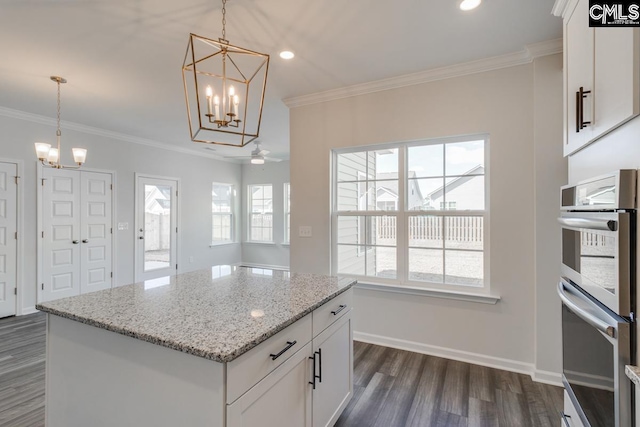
[459,0,482,11]
[279,51,295,60]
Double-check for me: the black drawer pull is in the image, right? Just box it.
[560,412,571,427]
[331,304,347,316]
[270,340,297,361]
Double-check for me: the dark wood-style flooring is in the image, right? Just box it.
[0,313,563,426]
[336,341,564,427]
[0,312,46,427]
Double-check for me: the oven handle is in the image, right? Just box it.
[557,217,617,231]
[557,281,616,338]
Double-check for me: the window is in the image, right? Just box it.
[212,183,234,244]
[333,136,487,288]
[248,184,273,242]
[284,183,291,243]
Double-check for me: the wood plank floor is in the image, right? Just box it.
[0,313,46,427]
[336,341,564,427]
[0,313,563,426]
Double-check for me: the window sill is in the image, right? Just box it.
[243,241,276,246]
[209,241,238,248]
[355,282,501,305]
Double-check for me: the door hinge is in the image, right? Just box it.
[41,231,44,238]
[41,178,46,186]
[110,184,113,190]
[14,176,19,184]
[176,227,178,233]
[110,272,113,278]
[111,228,113,234]
[41,283,44,291]
[14,287,17,296]
[14,231,17,240]
[176,264,178,270]
[176,190,178,197]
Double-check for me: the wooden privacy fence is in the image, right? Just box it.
[377,216,483,242]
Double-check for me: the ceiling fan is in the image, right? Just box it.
[223,141,282,164]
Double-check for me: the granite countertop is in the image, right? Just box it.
[36,266,356,363]
[625,365,640,386]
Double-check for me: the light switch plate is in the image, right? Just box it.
[299,226,312,238]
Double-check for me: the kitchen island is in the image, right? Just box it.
[36,266,355,427]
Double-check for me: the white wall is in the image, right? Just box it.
[0,114,242,314]
[290,55,565,376]
[241,161,290,268]
[533,54,566,378]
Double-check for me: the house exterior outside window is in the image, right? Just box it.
[248,184,273,242]
[332,135,488,289]
[212,183,234,244]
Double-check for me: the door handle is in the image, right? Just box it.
[72,240,79,244]
[139,236,144,240]
[82,239,89,243]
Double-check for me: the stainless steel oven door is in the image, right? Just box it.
[558,211,632,316]
[558,279,631,427]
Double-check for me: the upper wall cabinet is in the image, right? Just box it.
[561,0,640,156]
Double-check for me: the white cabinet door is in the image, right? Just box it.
[0,163,17,318]
[593,27,640,141]
[227,342,312,427]
[80,172,112,294]
[312,312,353,427]
[42,169,81,302]
[564,0,594,156]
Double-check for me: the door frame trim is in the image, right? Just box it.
[37,165,117,304]
[133,173,181,283]
[0,158,23,316]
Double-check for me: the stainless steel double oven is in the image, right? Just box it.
[558,170,636,427]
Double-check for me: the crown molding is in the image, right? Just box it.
[283,38,563,109]
[0,105,234,163]
[552,0,572,17]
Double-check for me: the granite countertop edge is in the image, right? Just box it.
[35,280,355,363]
[625,365,640,386]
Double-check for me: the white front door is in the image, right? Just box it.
[80,172,112,294]
[135,176,178,281]
[0,163,17,318]
[42,169,81,302]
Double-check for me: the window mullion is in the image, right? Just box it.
[398,146,407,283]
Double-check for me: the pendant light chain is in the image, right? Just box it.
[56,79,62,138]
[221,0,227,41]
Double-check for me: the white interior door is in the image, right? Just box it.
[135,176,178,281]
[42,169,81,302]
[80,171,112,294]
[0,163,17,318]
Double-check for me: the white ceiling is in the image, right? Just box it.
[0,0,561,160]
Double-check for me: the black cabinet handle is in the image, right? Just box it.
[309,353,317,389]
[560,412,571,427]
[72,240,79,244]
[82,239,89,243]
[576,86,591,133]
[317,348,322,383]
[331,304,347,316]
[269,340,297,361]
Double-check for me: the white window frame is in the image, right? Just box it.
[331,134,490,294]
[211,182,235,245]
[284,182,291,244]
[247,184,274,243]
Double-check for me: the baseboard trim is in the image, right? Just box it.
[20,306,39,316]
[532,369,563,387]
[354,331,561,386]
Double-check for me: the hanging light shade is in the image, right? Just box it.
[182,0,269,147]
[34,76,88,169]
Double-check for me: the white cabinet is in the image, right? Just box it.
[562,0,640,156]
[226,288,354,427]
[562,390,585,427]
[312,312,353,427]
[41,169,113,302]
[227,341,313,427]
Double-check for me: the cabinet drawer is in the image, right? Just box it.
[312,289,353,337]
[227,314,312,404]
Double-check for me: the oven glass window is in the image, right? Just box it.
[562,304,614,427]
[562,228,617,295]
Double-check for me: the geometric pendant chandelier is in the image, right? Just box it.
[34,76,87,169]
[182,0,269,147]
